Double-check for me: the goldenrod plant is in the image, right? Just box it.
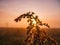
[14,12,58,45]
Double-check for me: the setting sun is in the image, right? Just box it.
[32,19,36,25]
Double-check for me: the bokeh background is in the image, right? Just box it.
[0,0,60,45]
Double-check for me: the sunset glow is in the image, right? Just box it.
[0,0,60,28]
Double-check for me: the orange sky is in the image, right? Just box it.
[0,0,60,28]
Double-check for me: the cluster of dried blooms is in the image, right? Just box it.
[14,12,58,45]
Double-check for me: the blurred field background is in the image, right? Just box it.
[0,27,60,45]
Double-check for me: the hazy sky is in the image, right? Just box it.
[0,0,60,28]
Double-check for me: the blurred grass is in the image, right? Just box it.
[0,27,60,45]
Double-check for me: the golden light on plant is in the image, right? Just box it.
[14,12,58,45]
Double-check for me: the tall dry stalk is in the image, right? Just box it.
[14,12,58,45]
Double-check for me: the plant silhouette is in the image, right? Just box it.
[14,12,58,45]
